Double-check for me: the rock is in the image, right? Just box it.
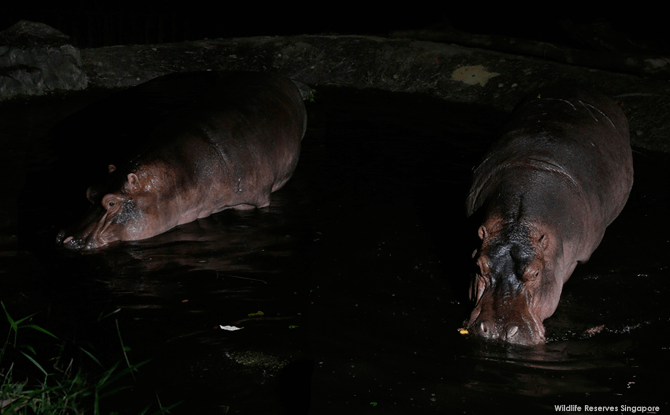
[0,21,88,101]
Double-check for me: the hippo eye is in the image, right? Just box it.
[523,267,541,281]
[103,197,118,209]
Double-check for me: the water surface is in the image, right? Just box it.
[1,75,669,414]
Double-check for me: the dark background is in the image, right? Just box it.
[2,3,667,53]
[3,4,670,414]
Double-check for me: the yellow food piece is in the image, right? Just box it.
[458,328,469,335]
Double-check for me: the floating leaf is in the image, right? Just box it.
[220,325,243,331]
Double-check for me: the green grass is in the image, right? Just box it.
[0,302,180,415]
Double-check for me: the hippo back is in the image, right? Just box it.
[467,89,633,230]
[174,72,307,192]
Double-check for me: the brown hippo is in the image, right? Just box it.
[56,72,307,251]
[465,89,633,345]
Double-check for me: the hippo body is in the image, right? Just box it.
[57,72,307,251]
[465,89,633,345]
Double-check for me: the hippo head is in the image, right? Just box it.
[56,165,165,251]
[467,221,563,345]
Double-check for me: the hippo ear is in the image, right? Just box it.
[478,226,487,240]
[86,184,105,203]
[86,186,95,203]
[108,165,116,173]
[127,173,140,192]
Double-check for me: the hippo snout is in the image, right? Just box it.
[56,230,85,250]
[470,319,527,343]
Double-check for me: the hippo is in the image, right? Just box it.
[56,72,307,251]
[465,89,633,345]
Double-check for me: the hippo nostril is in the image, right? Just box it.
[60,235,85,250]
[478,320,497,339]
[505,325,519,339]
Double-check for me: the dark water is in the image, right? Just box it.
[2,74,669,414]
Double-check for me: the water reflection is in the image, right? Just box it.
[469,338,630,367]
[46,180,314,412]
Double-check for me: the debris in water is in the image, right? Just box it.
[220,325,243,331]
[585,325,605,335]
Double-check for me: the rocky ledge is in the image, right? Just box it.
[2,20,669,152]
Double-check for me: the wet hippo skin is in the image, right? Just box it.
[56,72,307,251]
[465,89,633,345]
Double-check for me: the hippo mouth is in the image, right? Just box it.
[467,306,546,346]
[56,204,114,251]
